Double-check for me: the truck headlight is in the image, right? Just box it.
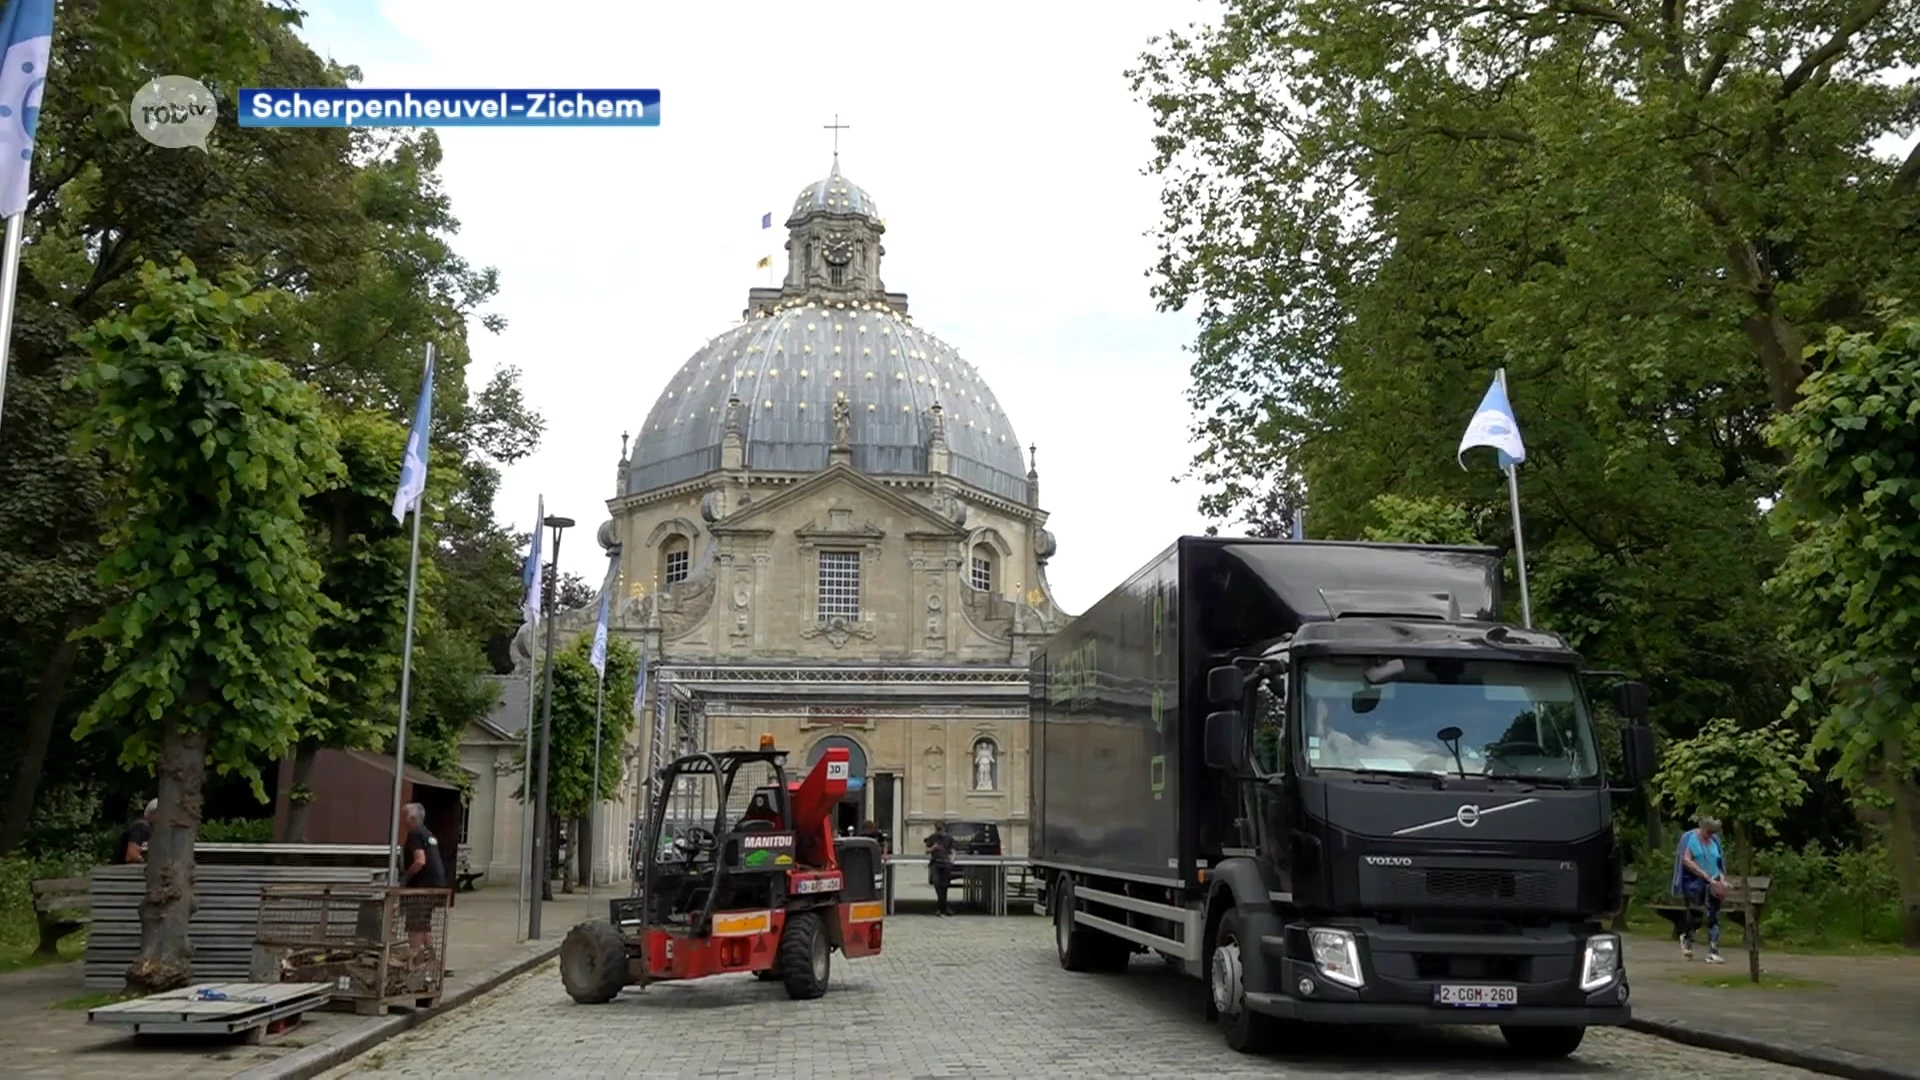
[1308,927,1365,989]
[1579,933,1621,991]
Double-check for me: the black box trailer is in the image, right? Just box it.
[1028,537,1657,1060]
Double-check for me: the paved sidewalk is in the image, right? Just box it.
[1624,935,1920,1080]
[0,885,604,1080]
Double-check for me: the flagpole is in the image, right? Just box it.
[589,669,604,900]
[386,342,435,886]
[515,631,537,941]
[1496,368,1534,629]
[0,212,26,436]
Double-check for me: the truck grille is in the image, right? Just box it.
[1364,866,1574,912]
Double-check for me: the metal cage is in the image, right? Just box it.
[253,884,450,1013]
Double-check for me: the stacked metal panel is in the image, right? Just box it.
[84,863,384,990]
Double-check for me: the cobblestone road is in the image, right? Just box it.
[328,916,1818,1079]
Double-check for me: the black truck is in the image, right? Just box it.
[1029,537,1656,1059]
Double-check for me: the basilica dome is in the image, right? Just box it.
[625,163,1032,505]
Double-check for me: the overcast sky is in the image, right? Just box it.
[295,0,1222,614]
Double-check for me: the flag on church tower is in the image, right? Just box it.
[755,255,771,269]
[760,212,771,229]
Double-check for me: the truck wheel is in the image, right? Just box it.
[778,912,831,1000]
[559,919,630,1004]
[1054,876,1129,973]
[1211,910,1278,1054]
[1500,1025,1585,1059]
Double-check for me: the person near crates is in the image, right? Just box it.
[399,802,449,958]
[116,799,157,864]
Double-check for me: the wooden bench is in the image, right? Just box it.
[1652,875,1771,945]
[454,849,483,892]
[31,877,91,956]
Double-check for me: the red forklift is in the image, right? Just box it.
[560,736,886,1003]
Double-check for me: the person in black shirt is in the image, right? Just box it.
[924,821,956,917]
[399,802,448,953]
[116,799,157,864]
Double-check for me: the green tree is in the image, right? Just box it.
[1767,312,1920,946]
[527,632,640,889]
[1125,0,1920,754]
[70,261,340,992]
[1,4,541,848]
[1654,718,1809,982]
[285,411,412,841]
[1360,494,1482,547]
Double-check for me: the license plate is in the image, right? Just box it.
[1434,984,1518,1008]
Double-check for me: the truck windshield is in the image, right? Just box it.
[1300,656,1600,781]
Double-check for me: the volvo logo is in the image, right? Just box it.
[1390,797,1540,837]
[1364,856,1413,867]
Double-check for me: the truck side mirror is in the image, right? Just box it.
[1612,680,1649,721]
[1207,665,1244,705]
[1621,724,1656,788]
[1204,710,1243,771]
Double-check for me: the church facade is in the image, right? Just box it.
[483,160,1072,882]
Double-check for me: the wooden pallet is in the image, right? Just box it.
[86,981,332,1042]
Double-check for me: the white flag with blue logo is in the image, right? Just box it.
[520,495,544,629]
[0,0,54,220]
[389,354,435,522]
[630,647,648,718]
[588,582,611,678]
[1458,372,1526,470]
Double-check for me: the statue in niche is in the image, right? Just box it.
[972,738,998,791]
[831,396,852,448]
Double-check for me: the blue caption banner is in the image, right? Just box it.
[237,88,661,128]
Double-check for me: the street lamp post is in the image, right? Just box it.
[529,514,575,940]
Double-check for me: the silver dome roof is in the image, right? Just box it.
[627,299,1031,503]
[787,161,879,225]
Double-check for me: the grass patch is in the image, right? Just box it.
[53,990,138,1010]
[1670,972,1830,991]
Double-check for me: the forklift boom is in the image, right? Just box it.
[789,746,850,869]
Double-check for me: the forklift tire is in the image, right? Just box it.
[778,911,831,1000]
[1501,1025,1586,1059]
[560,919,630,1005]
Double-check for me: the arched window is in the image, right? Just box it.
[808,735,868,781]
[969,543,995,592]
[659,535,690,585]
[970,737,999,792]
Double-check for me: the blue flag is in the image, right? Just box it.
[0,0,54,219]
[1457,371,1526,470]
[760,211,772,229]
[520,495,544,629]
[389,353,435,522]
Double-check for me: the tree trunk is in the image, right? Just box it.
[1885,737,1920,948]
[283,741,320,843]
[1736,823,1760,984]
[0,620,83,854]
[125,715,207,994]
